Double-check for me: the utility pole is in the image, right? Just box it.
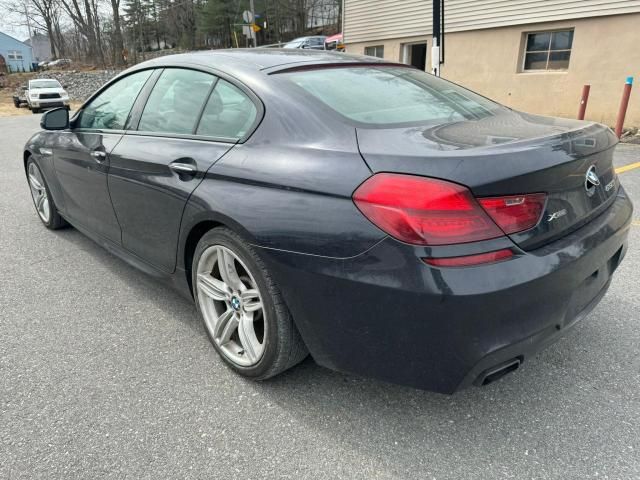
[23,4,33,41]
[249,0,258,47]
[431,0,441,76]
[23,4,33,70]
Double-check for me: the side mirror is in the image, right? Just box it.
[22,85,28,91]
[41,107,69,130]
[301,44,309,49]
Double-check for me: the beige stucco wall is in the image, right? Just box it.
[346,14,640,128]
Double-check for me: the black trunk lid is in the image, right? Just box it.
[356,111,619,250]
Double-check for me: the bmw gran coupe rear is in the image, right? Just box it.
[24,50,632,393]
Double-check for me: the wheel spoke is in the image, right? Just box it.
[213,309,238,344]
[36,193,48,217]
[28,174,43,191]
[40,197,50,220]
[237,313,260,363]
[197,273,231,301]
[241,289,262,312]
[218,247,245,291]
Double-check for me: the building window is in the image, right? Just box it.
[523,30,573,71]
[364,45,384,59]
[8,50,23,60]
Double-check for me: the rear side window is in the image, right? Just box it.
[283,66,503,126]
[138,69,215,135]
[78,70,152,130]
[196,79,257,139]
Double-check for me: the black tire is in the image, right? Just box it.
[192,227,308,380]
[31,108,40,114]
[26,157,67,230]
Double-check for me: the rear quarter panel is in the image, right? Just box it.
[182,141,383,259]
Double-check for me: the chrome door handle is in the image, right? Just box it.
[169,163,197,174]
[90,150,107,161]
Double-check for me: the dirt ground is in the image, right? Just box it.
[0,73,32,116]
[0,90,29,117]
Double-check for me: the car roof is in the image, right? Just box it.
[131,49,389,75]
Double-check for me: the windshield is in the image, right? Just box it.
[284,39,305,48]
[30,80,62,89]
[283,66,505,126]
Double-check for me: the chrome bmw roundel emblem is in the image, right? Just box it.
[231,296,241,311]
[585,165,600,196]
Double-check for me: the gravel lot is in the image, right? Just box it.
[1,115,639,480]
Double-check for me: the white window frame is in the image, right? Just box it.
[8,50,23,60]
[364,45,384,59]
[521,29,574,72]
[400,41,428,68]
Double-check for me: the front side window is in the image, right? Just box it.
[138,68,215,135]
[196,79,258,139]
[283,66,503,126]
[78,70,152,130]
[523,30,573,71]
[364,45,384,58]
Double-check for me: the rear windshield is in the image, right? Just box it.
[283,66,504,126]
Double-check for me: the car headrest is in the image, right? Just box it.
[206,89,224,115]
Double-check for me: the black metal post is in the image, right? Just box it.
[432,0,441,75]
[441,0,445,65]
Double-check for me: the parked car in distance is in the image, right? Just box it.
[25,79,70,113]
[283,36,327,49]
[23,50,632,393]
[45,58,72,69]
[324,33,344,51]
[12,85,28,108]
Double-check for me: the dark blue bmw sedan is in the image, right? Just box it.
[23,50,633,393]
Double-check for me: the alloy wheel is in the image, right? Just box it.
[196,245,267,367]
[28,162,51,223]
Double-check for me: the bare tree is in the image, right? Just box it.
[0,0,343,69]
[58,0,101,62]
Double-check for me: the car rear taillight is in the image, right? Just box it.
[352,173,504,245]
[478,194,546,235]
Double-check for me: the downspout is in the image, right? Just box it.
[341,0,346,50]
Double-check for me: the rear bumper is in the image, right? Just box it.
[259,188,633,394]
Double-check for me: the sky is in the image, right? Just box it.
[0,11,33,42]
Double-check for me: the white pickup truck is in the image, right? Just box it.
[15,79,71,114]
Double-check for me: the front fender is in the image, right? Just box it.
[23,132,66,213]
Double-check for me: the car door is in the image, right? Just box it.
[52,69,154,244]
[107,68,259,273]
